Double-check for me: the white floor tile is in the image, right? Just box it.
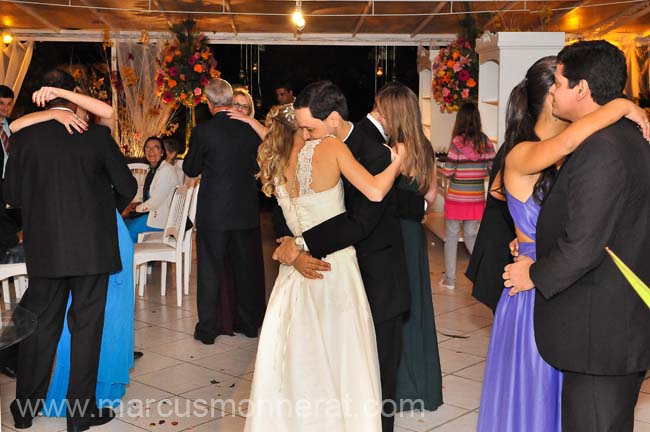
[191,349,257,377]
[120,396,220,431]
[115,381,174,414]
[133,326,191,349]
[433,411,479,431]
[439,334,490,358]
[190,415,246,432]
[635,420,650,431]
[440,376,483,410]
[435,312,493,334]
[134,363,233,395]
[636,393,650,423]
[181,377,251,415]
[438,348,485,374]
[395,404,469,431]
[130,351,183,378]
[134,306,196,326]
[148,339,236,362]
[453,361,486,383]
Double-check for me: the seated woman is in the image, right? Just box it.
[163,137,186,184]
[124,136,181,242]
[9,84,136,412]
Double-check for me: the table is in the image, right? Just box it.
[0,305,37,351]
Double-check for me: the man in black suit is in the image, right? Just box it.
[273,81,424,432]
[506,41,650,431]
[3,70,136,431]
[183,78,264,344]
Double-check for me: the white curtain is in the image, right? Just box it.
[621,36,650,98]
[0,40,33,97]
[116,42,174,157]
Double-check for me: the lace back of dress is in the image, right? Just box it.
[294,135,334,197]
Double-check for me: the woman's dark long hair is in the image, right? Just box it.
[452,102,489,153]
[499,56,558,205]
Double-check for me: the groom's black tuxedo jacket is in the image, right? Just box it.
[273,117,424,323]
[531,119,650,375]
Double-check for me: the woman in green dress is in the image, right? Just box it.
[376,83,443,411]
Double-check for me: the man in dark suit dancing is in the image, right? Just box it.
[273,81,425,431]
[183,78,265,344]
[506,40,650,431]
[4,69,136,431]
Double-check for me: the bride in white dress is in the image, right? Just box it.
[244,104,403,432]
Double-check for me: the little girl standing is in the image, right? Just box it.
[441,102,495,289]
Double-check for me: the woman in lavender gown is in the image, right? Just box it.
[478,56,649,431]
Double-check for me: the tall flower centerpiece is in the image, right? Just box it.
[156,19,220,144]
[431,36,478,112]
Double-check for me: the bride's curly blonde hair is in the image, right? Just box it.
[257,104,297,197]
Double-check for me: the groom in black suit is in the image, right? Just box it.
[183,78,265,344]
[506,41,650,431]
[273,81,425,432]
[3,69,136,431]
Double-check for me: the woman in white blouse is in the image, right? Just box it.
[123,136,181,242]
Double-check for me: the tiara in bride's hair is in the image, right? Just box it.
[275,103,297,128]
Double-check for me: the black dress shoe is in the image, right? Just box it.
[0,364,17,378]
[67,407,115,432]
[193,331,215,345]
[233,325,259,338]
[133,351,144,360]
[10,400,36,429]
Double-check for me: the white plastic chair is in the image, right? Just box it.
[133,185,193,307]
[128,163,150,203]
[138,182,199,296]
[0,263,28,304]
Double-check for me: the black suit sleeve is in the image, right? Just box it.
[530,136,625,299]
[183,127,203,178]
[272,200,292,238]
[395,186,425,221]
[102,129,138,212]
[303,152,392,259]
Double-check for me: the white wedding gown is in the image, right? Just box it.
[245,138,382,432]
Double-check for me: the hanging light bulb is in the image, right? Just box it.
[376,65,384,77]
[292,0,305,31]
[255,99,262,109]
[2,32,13,45]
[252,63,258,72]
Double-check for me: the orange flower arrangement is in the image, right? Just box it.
[156,19,220,107]
[432,36,478,112]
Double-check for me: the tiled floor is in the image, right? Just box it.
[1,212,649,431]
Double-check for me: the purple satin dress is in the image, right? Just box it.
[477,191,562,432]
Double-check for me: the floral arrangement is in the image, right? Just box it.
[431,36,478,113]
[71,63,112,103]
[156,19,220,107]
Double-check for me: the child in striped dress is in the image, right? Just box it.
[441,102,495,289]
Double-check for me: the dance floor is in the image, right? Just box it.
[1,212,649,431]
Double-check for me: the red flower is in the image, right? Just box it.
[458,70,470,81]
[188,55,197,65]
[162,92,174,103]
[169,66,179,77]
[200,75,209,86]
[193,96,202,105]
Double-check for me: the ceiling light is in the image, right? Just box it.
[2,32,13,44]
[292,1,305,31]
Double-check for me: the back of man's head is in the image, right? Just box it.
[42,69,76,108]
[205,78,233,107]
[557,40,626,105]
[0,85,14,100]
[294,80,349,121]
